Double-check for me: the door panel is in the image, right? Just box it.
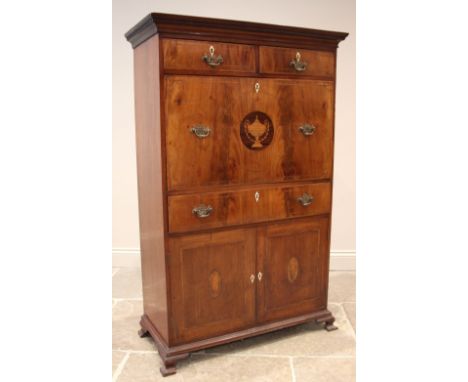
[257,218,329,322]
[168,229,256,344]
[165,76,334,190]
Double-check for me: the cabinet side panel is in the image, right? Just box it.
[133,36,169,341]
[325,49,338,304]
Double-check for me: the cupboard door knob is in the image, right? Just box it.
[290,51,307,72]
[299,123,316,136]
[297,193,314,207]
[192,204,213,218]
[191,125,211,138]
[202,45,224,67]
[250,274,255,283]
[257,272,263,281]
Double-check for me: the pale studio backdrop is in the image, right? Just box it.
[113,0,355,268]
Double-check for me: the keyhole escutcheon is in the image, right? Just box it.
[255,82,260,93]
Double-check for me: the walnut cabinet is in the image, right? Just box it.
[125,13,347,376]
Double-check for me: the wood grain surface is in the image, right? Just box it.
[133,37,169,341]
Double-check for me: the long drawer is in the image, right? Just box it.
[168,182,331,233]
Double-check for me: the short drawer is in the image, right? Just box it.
[259,46,335,78]
[168,182,331,233]
[162,38,256,74]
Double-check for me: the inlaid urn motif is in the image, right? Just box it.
[240,111,274,150]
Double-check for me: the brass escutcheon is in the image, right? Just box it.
[290,51,307,71]
[202,45,224,67]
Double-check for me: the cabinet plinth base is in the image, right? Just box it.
[139,309,337,377]
[138,328,149,338]
[138,315,189,377]
[325,323,338,331]
[159,353,190,377]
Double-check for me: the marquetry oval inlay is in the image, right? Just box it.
[209,270,222,297]
[287,257,299,283]
[240,111,274,150]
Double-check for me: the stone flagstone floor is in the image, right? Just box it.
[112,268,355,381]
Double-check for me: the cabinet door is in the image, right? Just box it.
[257,217,329,322]
[168,229,256,344]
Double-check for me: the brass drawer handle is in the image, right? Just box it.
[191,125,211,138]
[192,204,213,218]
[290,51,307,72]
[250,274,255,283]
[202,45,224,67]
[299,124,316,136]
[257,272,263,281]
[297,193,314,207]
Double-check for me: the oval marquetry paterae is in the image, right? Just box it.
[287,257,299,283]
[209,270,222,297]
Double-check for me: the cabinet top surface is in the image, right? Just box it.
[125,13,348,50]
